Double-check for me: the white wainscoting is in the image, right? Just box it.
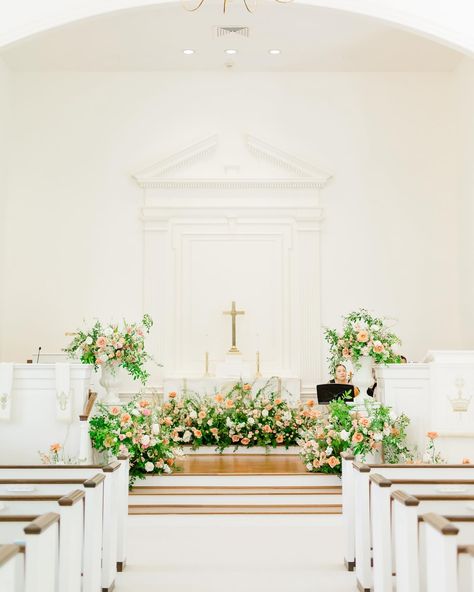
[135,134,331,396]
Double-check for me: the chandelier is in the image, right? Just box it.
[182,0,293,14]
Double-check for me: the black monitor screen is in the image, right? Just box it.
[316,383,355,404]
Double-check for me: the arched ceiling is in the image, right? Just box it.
[0,2,464,72]
[0,0,473,55]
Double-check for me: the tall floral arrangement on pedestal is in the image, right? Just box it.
[89,397,182,486]
[65,314,154,383]
[324,308,401,374]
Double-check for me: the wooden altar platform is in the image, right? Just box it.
[129,455,342,515]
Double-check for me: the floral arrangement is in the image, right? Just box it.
[299,397,411,474]
[160,380,321,452]
[89,397,181,485]
[38,443,85,465]
[422,431,445,464]
[325,308,401,373]
[65,314,154,383]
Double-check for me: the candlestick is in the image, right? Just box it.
[204,351,211,377]
[255,351,262,378]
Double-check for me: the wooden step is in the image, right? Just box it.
[128,503,342,515]
[130,485,342,496]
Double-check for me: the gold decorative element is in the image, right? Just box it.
[182,0,293,13]
[448,378,472,413]
[255,351,262,378]
[204,352,212,378]
[223,301,245,354]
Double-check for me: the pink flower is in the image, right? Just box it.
[96,336,107,348]
[119,434,126,441]
[141,408,152,416]
[110,406,120,416]
[232,434,241,442]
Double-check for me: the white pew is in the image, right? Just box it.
[351,462,474,592]
[423,513,474,592]
[0,512,59,592]
[341,452,356,571]
[0,461,124,591]
[0,544,21,592]
[0,474,104,592]
[0,490,84,592]
[371,474,474,592]
[392,490,474,592]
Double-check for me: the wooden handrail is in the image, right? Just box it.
[84,474,106,488]
[0,544,20,567]
[458,545,474,557]
[341,452,355,461]
[0,464,112,469]
[0,494,73,502]
[422,513,459,535]
[353,462,371,473]
[58,489,85,506]
[79,390,97,421]
[362,464,474,469]
[103,461,121,473]
[0,474,104,485]
[391,490,419,506]
[24,512,59,535]
[370,474,392,487]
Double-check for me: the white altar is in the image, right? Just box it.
[0,363,92,463]
[163,376,301,405]
[376,351,474,463]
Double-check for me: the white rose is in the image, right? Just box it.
[306,463,313,471]
[144,461,154,472]
[189,410,197,419]
[105,327,113,336]
[247,417,255,425]
[373,432,383,442]
[340,430,349,441]
[207,419,213,426]
[226,417,234,428]
[85,336,93,345]
[326,447,333,456]
[151,423,160,435]
[262,409,269,418]
[140,435,150,446]
[132,409,140,417]
[163,464,172,474]
[183,430,192,443]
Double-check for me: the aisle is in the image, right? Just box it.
[116,514,355,592]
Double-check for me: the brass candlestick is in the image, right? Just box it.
[256,351,262,378]
[204,351,211,377]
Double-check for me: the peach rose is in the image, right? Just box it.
[164,417,172,426]
[120,413,131,424]
[357,330,369,343]
[139,400,150,408]
[168,392,177,399]
[276,434,284,444]
[198,411,206,419]
[243,384,252,391]
[359,417,370,427]
[352,432,364,443]
[241,437,250,445]
[306,399,315,407]
[312,459,320,469]
[210,427,219,436]
[372,341,385,354]
[110,406,120,416]
[275,398,282,405]
[263,425,272,433]
[193,429,202,438]
[50,442,62,453]
[463,458,471,464]
[427,431,438,440]
[214,393,224,403]
[225,399,234,409]
[327,456,340,468]
[96,336,107,348]
[232,434,241,443]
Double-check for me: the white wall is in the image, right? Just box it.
[1,71,463,382]
[0,58,10,361]
[453,57,474,349]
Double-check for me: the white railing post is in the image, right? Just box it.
[354,463,372,592]
[101,463,119,591]
[423,513,459,592]
[117,454,130,571]
[341,452,355,571]
[24,513,60,592]
[83,476,105,592]
[79,419,93,463]
[0,545,20,592]
[58,491,84,592]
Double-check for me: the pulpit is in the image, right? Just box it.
[0,363,92,463]
[376,351,474,462]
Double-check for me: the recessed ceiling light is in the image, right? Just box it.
[224,49,238,55]
[268,49,281,55]
[183,49,195,55]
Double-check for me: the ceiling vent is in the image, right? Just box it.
[215,26,249,39]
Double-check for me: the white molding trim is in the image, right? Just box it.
[132,133,332,192]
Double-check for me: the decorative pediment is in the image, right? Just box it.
[132,134,332,191]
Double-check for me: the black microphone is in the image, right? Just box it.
[36,346,42,364]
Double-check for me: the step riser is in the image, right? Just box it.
[128,505,342,515]
[128,494,341,505]
[140,475,340,487]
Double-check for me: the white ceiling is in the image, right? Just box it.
[0,1,463,72]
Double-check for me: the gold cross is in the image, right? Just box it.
[223,301,245,354]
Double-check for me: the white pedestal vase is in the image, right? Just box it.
[99,363,123,405]
[352,355,373,404]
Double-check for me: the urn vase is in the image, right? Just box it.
[352,355,373,404]
[99,363,122,405]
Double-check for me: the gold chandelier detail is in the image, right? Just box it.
[182,0,293,14]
